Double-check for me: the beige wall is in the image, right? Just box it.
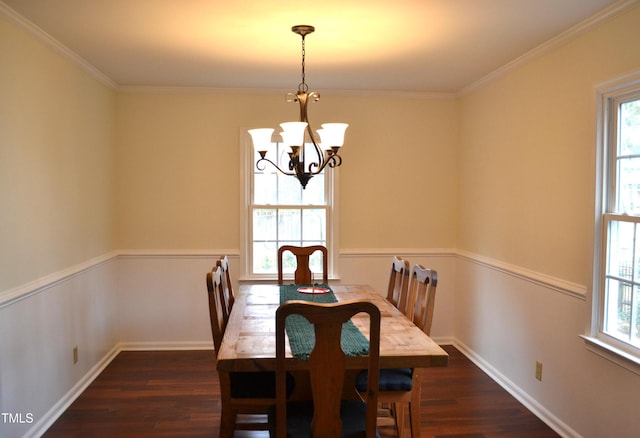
[114,92,458,251]
[458,4,640,285]
[0,14,116,292]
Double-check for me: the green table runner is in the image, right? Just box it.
[279,284,370,360]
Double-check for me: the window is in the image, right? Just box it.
[240,129,338,279]
[590,73,640,365]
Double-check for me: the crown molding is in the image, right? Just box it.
[0,1,117,89]
[458,0,640,96]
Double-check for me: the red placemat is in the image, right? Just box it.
[296,286,331,294]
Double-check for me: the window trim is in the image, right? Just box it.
[239,128,339,280]
[588,70,640,371]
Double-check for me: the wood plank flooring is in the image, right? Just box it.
[43,345,559,437]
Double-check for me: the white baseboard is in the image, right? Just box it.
[452,340,581,438]
[24,344,122,438]
[431,336,456,345]
[119,341,213,351]
[23,341,214,437]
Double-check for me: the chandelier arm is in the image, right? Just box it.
[326,153,342,168]
[306,124,324,168]
[307,152,341,174]
[306,159,323,174]
[295,90,324,172]
[256,157,296,176]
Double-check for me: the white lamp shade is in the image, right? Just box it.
[248,128,275,153]
[319,123,348,147]
[279,122,308,147]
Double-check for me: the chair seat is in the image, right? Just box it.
[230,371,295,399]
[355,368,413,392]
[268,400,381,438]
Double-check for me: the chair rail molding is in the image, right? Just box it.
[456,249,586,300]
[1,248,585,308]
[339,248,456,258]
[0,251,119,309]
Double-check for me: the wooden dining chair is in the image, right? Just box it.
[407,265,439,336]
[277,245,328,284]
[206,266,293,437]
[385,255,411,314]
[269,300,381,438]
[357,264,439,438]
[216,255,234,323]
[206,266,226,352]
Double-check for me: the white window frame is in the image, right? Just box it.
[586,71,640,372]
[239,128,339,280]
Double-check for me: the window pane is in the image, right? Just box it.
[607,220,635,281]
[636,221,640,282]
[278,209,301,241]
[619,99,640,156]
[604,280,640,347]
[253,209,276,241]
[302,209,326,241]
[253,241,277,274]
[303,173,325,204]
[605,219,640,347]
[616,157,640,215]
[633,285,640,346]
[616,99,640,215]
[279,174,302,205]
[254,172,277,204]
[604,278,631,338]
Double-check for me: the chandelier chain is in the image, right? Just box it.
[299,35,308,92]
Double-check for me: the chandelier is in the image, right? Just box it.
[248,25,348,189]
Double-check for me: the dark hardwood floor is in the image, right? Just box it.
[43,345,559,437]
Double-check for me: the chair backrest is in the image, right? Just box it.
[216,255,234,321]
[275,300,380,438]
[277,245,328,285]
[406,264,439,336]
[206,266,227,354]
[386,255,411,314]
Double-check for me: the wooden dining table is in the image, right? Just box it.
[216,283,449,373]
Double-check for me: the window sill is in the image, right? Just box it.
[580,335,640,376]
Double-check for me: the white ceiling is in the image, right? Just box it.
[0,0,632,93]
